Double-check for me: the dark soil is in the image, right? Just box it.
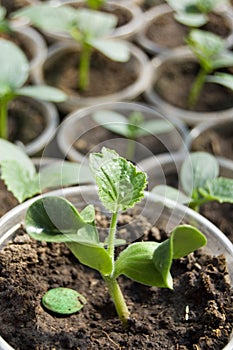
[8,98,46,147]
[0,210,233,350]
[141,0,165,11]
[191,128,233,161]
[1,0,30,16]
[0,179,18,218]
[154,59,233,112]
[146,11,231,49]
[44,49,137,98]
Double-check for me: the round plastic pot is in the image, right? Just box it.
[144,46,233,126]
[13,97,59,156]
[32,41,151,114]
[136,4,233,55]
[0,185,233,349]
[56,101,188,163]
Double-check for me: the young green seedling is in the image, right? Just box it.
[166,0,228,27]
[25,147,206,326]
[13,4,130,91]
[186,29,233,107]
[152,152,233,211]
[0,39,66,139]
[92,109,174,161]
[0,138,94,202]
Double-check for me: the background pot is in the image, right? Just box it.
[144,46,233,126]
[136,4,233,55]
[56,101,188,163]
[10,97,59,156]
[0,185,233,349]
[32,41,151,114]
[186,118,233,162]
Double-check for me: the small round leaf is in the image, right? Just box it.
[42,287,86,315]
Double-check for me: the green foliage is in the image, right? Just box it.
[13,4,130,90]
[166,0,228,27]
[25,147,207,325]
[0,138,93,202]
[186,29,233,107]
[152,152,233,210]
[85,0,106,9]
[0,6,11,33]
[0,39,66,139]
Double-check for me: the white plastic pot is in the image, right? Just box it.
[12,97,59,156]
[32,41,151,113]
[136,4,233,55]
[144,46,233,126]
[56,101,188,163]
[0,185,233,349]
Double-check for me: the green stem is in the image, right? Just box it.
[103,276,130,327]
[187,67,208,109]
[0,99,8,139]
[79,44,91,91]
[125,138,136,161]
[107,211,118,263]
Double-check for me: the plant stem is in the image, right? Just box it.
[108,211,118,263]
[126,138,136,161]
[79,44,91,91]
[0,99,8,139]
[187,67,208,109]
[103,276,130,327]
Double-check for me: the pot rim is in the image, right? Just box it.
[0,185,233,350]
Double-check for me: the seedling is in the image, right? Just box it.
[0,39,66,139]
[92,109,174,160]
[13,4,130,91]
[152,152,233,211]
[25,148,206,326]
[166,0,228,27]
[0,138,93,202]
[185,29,233,107]
[85,0,106,10]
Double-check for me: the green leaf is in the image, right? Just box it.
[186,30,225,71]
[76,8,117,37]
[114,242,168,287]
[17,85,67,102]
[38,162,94,190]
[1,160,39,202]
[175,12,207,27]
[89,147,147,213]
[0,138,35,176]
[140,119,174,136]
[92,110,129,137]
[66,241,113,275]
[0,39,29,90]
[180,152,219,197]
[201,177,233,203]
[151,185,190,204]
[42,287,86,315]
[25,196,99,244]
[171,225,207,259]
[13,4,79,33]
[89,38,130,62]
[153,239,173,289]
[80,205,95,223]
[206,73,233,91]
[212,52,233,70]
